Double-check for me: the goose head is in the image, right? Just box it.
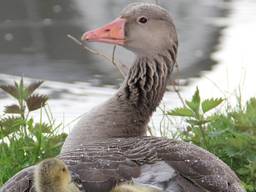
[82,3,178,57]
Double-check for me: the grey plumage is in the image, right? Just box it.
[1,137,244,192]
[61,52,176,151]
[61,3,178,150]
[0,3,245,192]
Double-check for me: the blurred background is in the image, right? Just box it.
[0,0,228,82]
[0,0,256,130]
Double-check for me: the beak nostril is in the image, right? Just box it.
[104,29,111,32]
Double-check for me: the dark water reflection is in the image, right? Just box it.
[0,0,230,85]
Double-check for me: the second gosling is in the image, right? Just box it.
[111,183,162,192]
[34,158,80,192]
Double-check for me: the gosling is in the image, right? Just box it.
[34,158,80,192]
[111,183,162,192]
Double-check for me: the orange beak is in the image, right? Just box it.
[81,17,126,45]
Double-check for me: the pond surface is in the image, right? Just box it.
[1,0,256,133]
[0,0,228,83]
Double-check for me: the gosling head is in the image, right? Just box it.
[34,158,71,191]
[82,3,178,57]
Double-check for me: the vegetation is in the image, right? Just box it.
[167,88,256,191]
[0,79,67,186]
[0,79,255,191]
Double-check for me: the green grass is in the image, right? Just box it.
[0,79,67,186]
[167,88,256,191]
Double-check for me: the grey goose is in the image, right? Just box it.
[1,3,245,192]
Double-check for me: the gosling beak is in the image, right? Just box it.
[81,17,126,45]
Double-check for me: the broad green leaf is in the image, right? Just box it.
[202,98,224,113]
[185,100,199,114]
[167,107,194,117]
[192,87,201,104]
[186,87,201,114]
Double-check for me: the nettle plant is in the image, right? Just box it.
[0,79,67,186]
[167,88,256,191]
[168,87,224,148]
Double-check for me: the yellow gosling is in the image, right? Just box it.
[111,183,161,192]
[34,158,80,192]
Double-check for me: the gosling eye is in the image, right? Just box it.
[137,16,148,24]
[62,168,66,172]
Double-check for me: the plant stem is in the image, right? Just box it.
[35,108,43,162]
[198,123,208,149]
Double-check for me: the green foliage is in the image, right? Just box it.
[167,88,256,191]
[167,107,194,117]
[168,87,224,148]
[201,98,224,113]
[0,79,67,186]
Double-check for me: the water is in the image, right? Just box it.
[184,0,256,102]
[1,0,255,133]
[0,0,228,83]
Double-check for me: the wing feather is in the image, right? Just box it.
[0,137,244,192]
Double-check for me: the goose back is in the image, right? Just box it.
[1,137,244,192]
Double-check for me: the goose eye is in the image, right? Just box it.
[137,16,148,24]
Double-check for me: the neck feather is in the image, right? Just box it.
[61,46,177,151]
[120,49,176,116]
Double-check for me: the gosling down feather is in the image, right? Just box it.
[34,158,80,192]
